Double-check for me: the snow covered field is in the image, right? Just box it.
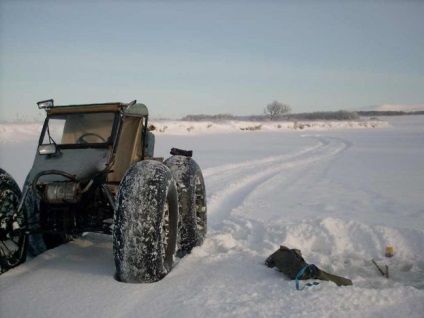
[0,116,423,318]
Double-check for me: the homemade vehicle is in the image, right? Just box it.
[0,99,207,283]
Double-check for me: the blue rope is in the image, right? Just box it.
[295,264,320,290]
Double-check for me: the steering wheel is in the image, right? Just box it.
[76,133,106,144]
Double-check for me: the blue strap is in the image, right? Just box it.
[295,264,320,290]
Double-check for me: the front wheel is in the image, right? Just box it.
[113,160,178,283]
[0,168,28,274]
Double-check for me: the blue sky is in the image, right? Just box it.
[1,0,423,120]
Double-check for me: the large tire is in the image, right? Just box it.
[113,160,178,283]
[23,183,47,257]
[164,156,207,256]
[0,168,28,274]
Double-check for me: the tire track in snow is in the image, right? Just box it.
[203,138,325,180]
[205,135,350,230]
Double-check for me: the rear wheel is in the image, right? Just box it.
[0,168,28,274]
[113,160,178,283]
[164,156,207,256]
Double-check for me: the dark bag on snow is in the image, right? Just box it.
[265,246,352,289]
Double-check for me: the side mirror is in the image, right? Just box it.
[38,144,58,155]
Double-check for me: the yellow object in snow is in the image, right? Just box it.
[385,246,394,258]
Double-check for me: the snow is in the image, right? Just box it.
[1,116,424,318]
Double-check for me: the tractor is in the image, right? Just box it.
[0,99,207,283]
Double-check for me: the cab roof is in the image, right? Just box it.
[46,102,148,117]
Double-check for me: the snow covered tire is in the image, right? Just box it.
[164,155,207,255]
[0,168,28,274]
[113,160,178,283]
[23,181,47,257]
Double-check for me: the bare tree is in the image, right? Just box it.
[264,100,291,120]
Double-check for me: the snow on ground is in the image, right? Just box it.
[0,116,423,318]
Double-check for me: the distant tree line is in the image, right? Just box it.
[181,113,237,121]
[179,101,424,122]
[181,111,361,122]
[285,110,360,121]
[356,111,424,116]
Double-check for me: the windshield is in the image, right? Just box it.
[41,112,116,146]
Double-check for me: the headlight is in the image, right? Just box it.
[37,99,54,109]
[38,144,58,155]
